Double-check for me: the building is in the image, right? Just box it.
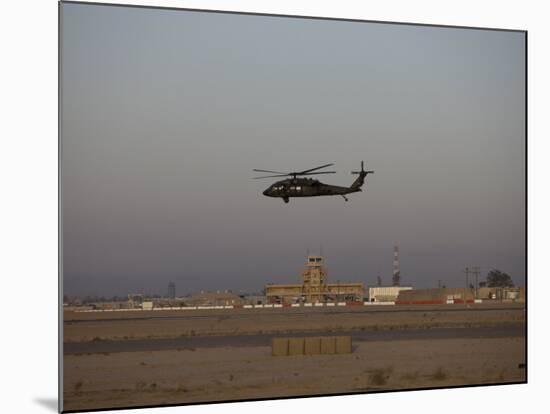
[477,287,525,302]
[187,291,244,307]
[243,295,267,305]
[265,255,363,304]
[127,293,143,309]
[396,288,474,304]
[167,281,176,299]
[367,286,412,302]
[396,287,525,304]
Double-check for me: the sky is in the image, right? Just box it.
[61,2,525,297]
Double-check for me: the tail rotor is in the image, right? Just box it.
[351,161,374,176]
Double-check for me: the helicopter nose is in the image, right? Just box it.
[263,189,270,196]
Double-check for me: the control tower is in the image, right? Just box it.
[265,254,363,304]
[301,255,328,303]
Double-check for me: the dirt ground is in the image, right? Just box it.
[63,336,526,411]
[63,304,525,342]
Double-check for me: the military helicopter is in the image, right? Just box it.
[253,161,373,203]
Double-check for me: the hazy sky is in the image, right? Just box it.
[61,3,525,297]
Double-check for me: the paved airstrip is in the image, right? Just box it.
[64,324,524,354]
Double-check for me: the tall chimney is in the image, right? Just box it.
[392,245,401,286]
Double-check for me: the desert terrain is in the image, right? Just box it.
[63,304,526,411]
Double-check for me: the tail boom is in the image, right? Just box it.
[350,161,373,191]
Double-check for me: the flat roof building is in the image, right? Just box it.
[265,255,363,304]
[187,291,244,307]
[367,286,413,302]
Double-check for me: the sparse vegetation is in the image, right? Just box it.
[431,367,447,381]
[369,368,391,386]
[400,371,419,382]
[486,269,515,288]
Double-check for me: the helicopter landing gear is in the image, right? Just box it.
[283,197,289,203]
[341,195,349,202]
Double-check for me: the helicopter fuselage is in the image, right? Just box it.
[263,177,360,201]
[255,161,372,203]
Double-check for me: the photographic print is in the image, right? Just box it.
[60,1,526,412]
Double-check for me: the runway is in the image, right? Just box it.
[64,324,524,355]
[64,303,525,324]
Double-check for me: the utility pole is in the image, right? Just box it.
[471,266,480,300]
[464,266,480,302]
[464,267,470,304]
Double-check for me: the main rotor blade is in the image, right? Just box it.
[252,174,290,179]
[298,163,335,174]
[300,171,336,176]
[252,169,287,174]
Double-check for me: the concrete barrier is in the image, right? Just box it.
[272,336,352,356]
[335,336,352,354]
[320,337,336,354]
[304,337,321,355]
[272,338,289,356]
[288,338,305,355]
[396,300,445,305]
[364,301,395,306]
